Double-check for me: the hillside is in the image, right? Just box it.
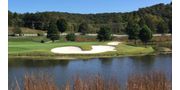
[8,27,45,35]
[8,2,172,34]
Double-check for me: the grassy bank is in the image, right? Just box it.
[8,27,45,35]
[9,36,155,59]
[127,35,172,54]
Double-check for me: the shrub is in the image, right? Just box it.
[41,40,45,43]
[37,33,44,36]
[66,33,76,41]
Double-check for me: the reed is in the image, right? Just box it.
[126,72,171,90]
[69,74,120,90]
[23,73,58,90]
[13,71,171,90]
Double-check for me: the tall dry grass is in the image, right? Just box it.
[54,74,120,90]
[126,72,171,90]
[13,72,171,90]
[70,75,120,90]
[22,73,58,90]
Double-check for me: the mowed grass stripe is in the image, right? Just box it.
[9,41,107,54]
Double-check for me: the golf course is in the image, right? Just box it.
[9,36,155,59]
[8,1,172,90]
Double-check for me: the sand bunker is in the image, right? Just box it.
[51,45,116,54]
[107,41,121,45]
[51,41,121,54]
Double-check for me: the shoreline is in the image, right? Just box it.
[8,52,171,60]
[9,39,171,60]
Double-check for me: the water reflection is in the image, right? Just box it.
[9,59,70,68]
[8,55,172,89]
[100,58,113,65]
[130,55,155,65]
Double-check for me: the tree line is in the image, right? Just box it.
[9,2,172,34]
[46,22,152,47]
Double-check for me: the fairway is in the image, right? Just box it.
[9,40,106,54]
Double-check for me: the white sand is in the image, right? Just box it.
[107,41,121,45]
[51,41,121,54]
[51,45,116,54]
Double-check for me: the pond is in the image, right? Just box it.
[8,54,172,89]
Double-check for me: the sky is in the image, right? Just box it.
[9,0,171,14]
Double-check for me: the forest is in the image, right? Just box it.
[8,2,172,34]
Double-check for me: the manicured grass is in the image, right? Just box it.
[78,44,92,51]
[9,41,106,54]
[115,44,154,55]
[8,37,107,55]
[9,36,154,59]
[90,44,154,57]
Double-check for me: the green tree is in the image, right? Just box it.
[168,19,172,33]
[56,19,68,33]
[139,25,153,47]
[8,11,13,26]
[139,18,145,27]
[47,22,60,42]
[8,2,171,34]
[144,14,160,33]
[157,20,168,34]
[9,12,24,27]
[78,22,89,35]
[126,22,140,45]
[66,33,76,41]
[97,27,112,41]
